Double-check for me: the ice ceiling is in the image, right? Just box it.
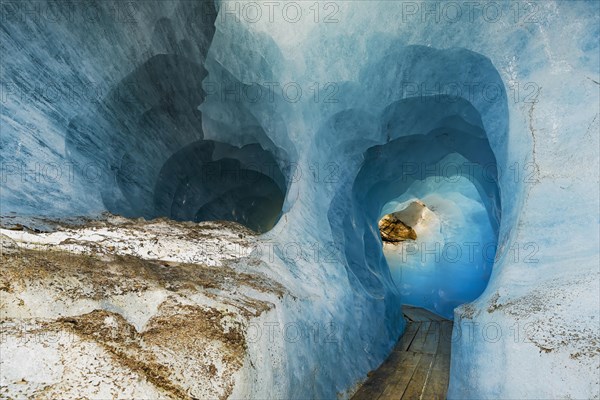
[2,1,599,399]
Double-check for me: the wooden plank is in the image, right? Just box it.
[432,351,451,373]
[421,352,451,400]
[352,376,386,400]
[403,306,445,322]
[437,321,453,355]
[421,321,441,355]
[396,322,420,352]
[353,345,409,399]
[400,353,435,399]
[378,351,422,400]
[353,359,399,400]
[403,306,430,322]
[352,308,453,400]
[402,306,425,321]
[375,352,404,379]
[420,309,445,322]
[407,322,431,353]
[428,310,446,322]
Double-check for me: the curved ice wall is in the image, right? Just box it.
[1,0,290,232]
[2,1,599,399]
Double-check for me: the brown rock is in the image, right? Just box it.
[378,214,417,242]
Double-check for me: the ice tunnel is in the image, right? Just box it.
[380,174,497,319]
[354,97,502,319]
[1,1,599,399]
[325,49,506,320]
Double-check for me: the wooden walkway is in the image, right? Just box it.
[352,306,453,400]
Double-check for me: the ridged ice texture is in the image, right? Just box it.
[2,1,599,399]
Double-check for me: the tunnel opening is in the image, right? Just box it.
[323,92,505,322]
[378,174,496,318]
[153,140,286,233]
[377,201,423,243]
[73,133,288,233]
[350,97,502,319]
[64,52,289,234]
[66,133,287,233]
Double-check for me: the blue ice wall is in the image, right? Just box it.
[1,1,216,217]
[1,1,290,231]
[2,1,599,398]
[1,2,507,396]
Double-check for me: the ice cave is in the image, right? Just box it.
[1,1,599,399]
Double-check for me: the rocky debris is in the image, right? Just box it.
[0,234,18,255]
[378,214,417,242]
[0,217,287,400]
[0,214,257,267]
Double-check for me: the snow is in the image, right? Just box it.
[1,219,288,399]
[0,216,255,266]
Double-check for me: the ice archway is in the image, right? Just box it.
[321,49,507,312]
[64,52,290,232]
[346,97,502,317]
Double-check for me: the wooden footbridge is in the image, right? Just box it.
[352,306,453,400]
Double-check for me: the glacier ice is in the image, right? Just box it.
[381,174,496,319]
[1,0,599,399]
